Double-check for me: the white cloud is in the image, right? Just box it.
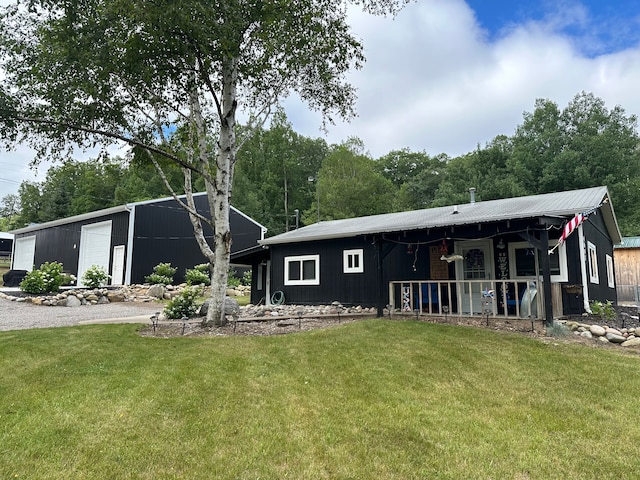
[2,0,640,201]
[284,0,640,158]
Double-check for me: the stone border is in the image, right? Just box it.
[559,319,640,347]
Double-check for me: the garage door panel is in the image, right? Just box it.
[13,236,36,271]
[77,221,112,286]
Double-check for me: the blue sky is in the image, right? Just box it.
[282,0,640,159]
[467,0,640,55]
[2,0,640,200]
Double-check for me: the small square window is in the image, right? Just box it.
[588,242,599,284]
[343,249,364,273]
[284,255,320,286]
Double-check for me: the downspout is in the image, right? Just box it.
[124,204,135,285]
[265,259,272,306]
[577,223,592,313]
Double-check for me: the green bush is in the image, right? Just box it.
[228,268,241,288]
[590,300,616,322]
[164,287,202,319]
[82,265,111,288]
[185,263,211,286]
[145,262,177,285]
[20,262,72,294]
[242,270,252,286]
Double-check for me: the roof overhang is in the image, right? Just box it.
[10,205,131,235]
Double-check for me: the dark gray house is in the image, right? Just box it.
[253,186,621,325]
[10,193,266,286]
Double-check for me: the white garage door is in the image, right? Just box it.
[77,221,112,286]
[13,236,36,271]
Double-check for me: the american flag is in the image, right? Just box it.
[558,213,585,245]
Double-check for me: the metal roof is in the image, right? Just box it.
[615,237,640,249]
[10,192,267,235]
[261,186,622,246]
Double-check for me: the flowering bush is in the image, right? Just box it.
[145,262,177,285]
[20,262,72,294]
[185,263,211,286]
[164,287,202,319]
[82,265,111,288]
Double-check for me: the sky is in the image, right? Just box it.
[2,0,640,200]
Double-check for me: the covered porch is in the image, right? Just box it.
[388,279,552,320]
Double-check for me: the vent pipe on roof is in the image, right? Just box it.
[469,187,476,205]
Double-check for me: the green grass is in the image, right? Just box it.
[2,320,640,479]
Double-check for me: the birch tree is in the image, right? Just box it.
[0,0,408,325]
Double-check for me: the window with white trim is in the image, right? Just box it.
[587,242,599,284]
[606,254,614,288]
[284,255,320,286]
[343,249,364,273]
[508,241,567,282]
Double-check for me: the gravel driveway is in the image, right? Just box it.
[0,296,161,331]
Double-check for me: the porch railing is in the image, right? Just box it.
[389,279,542,319]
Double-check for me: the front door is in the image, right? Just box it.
[455,240,494,314]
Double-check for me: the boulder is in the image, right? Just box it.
[589,325,606,337]
[605,332,626,344]
[66,295,82,307]
[107,290,126,302]
[199,296,240,318]
[147,284,166,299]
[621,337,640,347]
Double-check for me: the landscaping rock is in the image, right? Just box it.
[147,284,166,299]
[589,325,606,337]
[621,337,640,347]
[66,296,82,307]
[605,332,626,343]
[107,290,126,302]
[224,297,240,315]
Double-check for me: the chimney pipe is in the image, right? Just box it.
[469,187,476,205]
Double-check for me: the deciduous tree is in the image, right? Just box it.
[0,0,408,325]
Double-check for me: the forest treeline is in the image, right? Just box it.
[1,92,639,237]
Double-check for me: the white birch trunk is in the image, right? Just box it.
[205,57,238,326]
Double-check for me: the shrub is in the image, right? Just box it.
[145,262,177,285]
[228,268,241,288]
[241,270,252,286]
[185,263,211,286]
[590,300,616,322]
[82,265,111,288]
[164,287,202,319]
[20,262,71,294]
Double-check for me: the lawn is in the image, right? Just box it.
[2,320,640,479]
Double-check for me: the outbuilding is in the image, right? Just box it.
[614,236,640,305]
[0,232,13,261]
[9,193,266,286]
[255,186,621,326]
